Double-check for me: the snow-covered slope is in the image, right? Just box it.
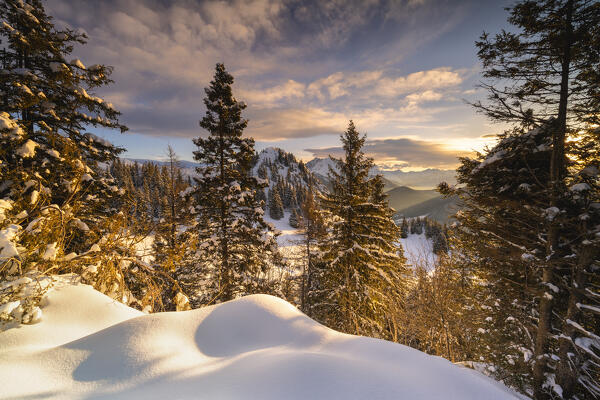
[305,157,337,181]
[253,147,324,193]
[0,277,519,399]
[400,233,437,271]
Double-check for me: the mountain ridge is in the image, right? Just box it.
[123,148,456,191]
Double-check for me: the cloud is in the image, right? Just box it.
[246,107,349,140]
[239,80,306,106]
[43,0,485,146]
[405,90,443,104]
[305,137,471,169]
[307,67,462,101]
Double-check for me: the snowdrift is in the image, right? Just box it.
[0,277,518,399]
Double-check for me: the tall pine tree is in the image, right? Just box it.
[315,121,408,338]
[448,1,600,396]
[191,63,280,303]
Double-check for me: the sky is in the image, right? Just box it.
[46,0,513,170]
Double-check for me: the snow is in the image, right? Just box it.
[70,59,86,69]
[0,301,21,317]
[264,210,302,247]
[305,156,338,177]
[41,242,58,260]
[0,276,519,399]
[544,206,560,221]
[400,232,437,271]
[72,218,90,232]
[0,112,24,138]
[46,148,61,158]
[15,139,38,158]
[473,150,506,173]
[0,199,12,223]
[570,183,590,192]
[84,132,113,147]
[266,212,438,274]
[49,62,68,73]
[0,224,20,260]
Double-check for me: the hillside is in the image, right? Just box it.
[253,147,324,224]
[385,186,440,212]
[395,195,460,224]
[0,277,519,400]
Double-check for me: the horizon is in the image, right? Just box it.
[46,0,510,170]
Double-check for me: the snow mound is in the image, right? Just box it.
[0,278,518,399]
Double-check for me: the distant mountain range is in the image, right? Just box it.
[394,195,460,224]
[305,157,456,190]
[385,186,439,212]
[124,147,460,223]
[125,152,456,191]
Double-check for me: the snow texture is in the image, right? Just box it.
[0,276,519,399]
[16,139,38,158]
[400,232,437,271]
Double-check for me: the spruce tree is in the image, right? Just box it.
[0,0,178,319]
[400,218,409,239]
[191,63,280,303]
[153,146,193,272]
[468,1,600,397]
[315,121,408,338]
[268,187,284,220]
[298,185,326,316]
[288,208,300,228]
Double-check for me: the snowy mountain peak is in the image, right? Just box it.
[305,157,338,178]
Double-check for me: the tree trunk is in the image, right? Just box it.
[219,129,229,300]
[532,1,573,398]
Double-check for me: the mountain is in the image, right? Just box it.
[125,152,456,192]
[394,195,460,224]
[373,167,456,190]
[304,157,336,183]
[124,148,324,225]
[306,158,455,190]
[385,186,440,212]
[252,147,325,223]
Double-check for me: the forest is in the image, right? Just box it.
[0,1,599,399]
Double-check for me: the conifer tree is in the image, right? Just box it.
[191,63,280,303]
[288,208,300,228]
[0,0,181,319]
[315,121,408,338]
[153,146,193,272]
[467,1,600,397]
[268,187,284,220]
[400,218,409,239]
[297,185,326,316]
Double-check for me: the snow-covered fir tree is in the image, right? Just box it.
[268,187,284,220]
[313,121,408,338]
[0,0,176,319]
[288,207,300,228]
[441,123,600,396]
[189,63,281,304]
[297,184,326,316]
[458,0,600,397]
